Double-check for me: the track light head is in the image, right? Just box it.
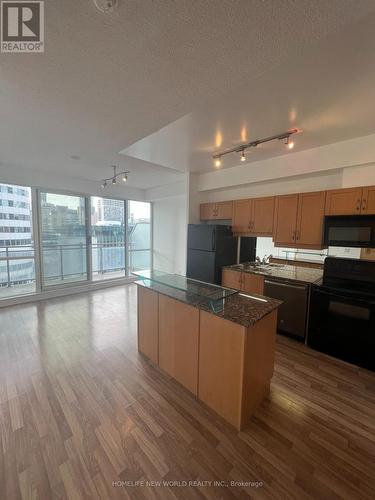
[214,157,221,168]
[240,150,246,162]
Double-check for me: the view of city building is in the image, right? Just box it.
[0,185,151,297]
[0,183,35,296]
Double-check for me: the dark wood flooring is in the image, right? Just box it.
[0,284,375,499]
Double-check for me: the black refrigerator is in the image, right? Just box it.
[186,224,256,285]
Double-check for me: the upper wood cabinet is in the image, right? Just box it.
[200,201,233,221]
[274,191,326,248]
[361,186,375,214]
[232,199,252,233]
[232,197,275,235]
[251,197,275,236]
[325,187,363,215]
[296,191,326,247]
[273,194,299,246]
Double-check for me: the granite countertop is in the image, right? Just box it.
[225,262,323,284]
[135,279,281,329]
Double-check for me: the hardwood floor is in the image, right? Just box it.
[1,284,375,499]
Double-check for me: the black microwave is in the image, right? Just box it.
[324,215,375,248]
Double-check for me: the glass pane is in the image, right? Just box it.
[40,192,88,286]
[127,201,151,272]
[91,197,125,280]
[0,182,35,299]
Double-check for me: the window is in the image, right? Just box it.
[91,197,126,280]
[127,201,151,272]
[0,183,153,299]
[40,192,88,287]
[0,183,35,298]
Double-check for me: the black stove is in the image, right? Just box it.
[307,257,375,371]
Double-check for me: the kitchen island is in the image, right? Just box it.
[134,270,281,431]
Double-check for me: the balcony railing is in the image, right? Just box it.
[0,242,151,288]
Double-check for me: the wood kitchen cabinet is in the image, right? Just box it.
[222,269,242,289]
[232,197,275,235]
[361,186,375,214]
[273,194,299,246]
[232,199,252,232]
[325,187,363,215]
[200,201,233,220]
[251,197,275,236]
[296,191,326,248]
[274,192,326,248]
[222,269,264,295]
[137,287,159,364]
[158,295,199,395]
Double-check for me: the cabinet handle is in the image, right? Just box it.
[292,230,296,241]
[356,199,361,212]
[362,199,367,212]
[296,230,300,241]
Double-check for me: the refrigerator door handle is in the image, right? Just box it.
[212,229,216,251]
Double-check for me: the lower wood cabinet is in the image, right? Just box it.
[221,269,242,289]
[242,273,264,295]
[199,309,277,429]
[158,295,199,395]
[222,269,264,295]
[137,287,159,364]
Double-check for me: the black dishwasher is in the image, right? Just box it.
[263,278,309,340]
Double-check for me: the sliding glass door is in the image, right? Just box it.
[127,201,151,273]
[91,196,126,280]
[40,192,88,287]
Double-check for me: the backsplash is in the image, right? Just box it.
[256,237,362,263]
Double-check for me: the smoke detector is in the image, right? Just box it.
[93,0,118,13]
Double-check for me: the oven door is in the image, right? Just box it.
[307,285,375,371]
[323,215,375,248]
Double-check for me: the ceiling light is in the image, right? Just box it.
[212,128,298,165]
[100,166,130,189]
[93,0,118,13]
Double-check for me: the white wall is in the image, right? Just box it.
[152,195,188,275]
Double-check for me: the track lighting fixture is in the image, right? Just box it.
[100,166,130,189]
[212,128,298,167]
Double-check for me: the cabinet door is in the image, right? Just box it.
[273,194,299,247]
[232,199,252,233]
[361,186,375,214]
[159,295,199,395]
[200,203,216,220]
[251,197,275,236]
[216,201,233,220]
[325,187,363,215]
[138,286,159,363]
[241,273,264,295]
[222,269,242,290]
[296,191,326,248]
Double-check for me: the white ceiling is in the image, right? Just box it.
[0,0,375,188]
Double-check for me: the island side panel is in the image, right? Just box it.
[240,309,277,429]
[159,295,200,395]
[198,311,246,429]
[137,285,159,364]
